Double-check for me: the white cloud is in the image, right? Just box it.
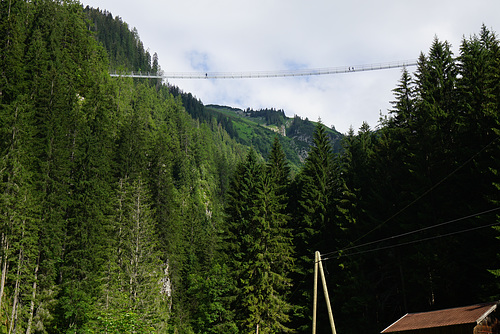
[82,0,500,133]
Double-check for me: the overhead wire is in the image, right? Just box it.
[321,206,500,260]
[320,135,500,261]
[325,219,500,260]
[342,135,500,249]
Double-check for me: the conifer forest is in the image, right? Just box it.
[1,1,500,333]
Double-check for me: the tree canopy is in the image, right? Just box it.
[0,2,499,333]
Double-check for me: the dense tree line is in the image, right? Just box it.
[167,88,240,140]
[218,26,500,334]
[288,115,343,153]
[244,108,286,127]
[83,6,156,74]
[0,1,245,332]
[319,27,500,333]
[1,1,499,333]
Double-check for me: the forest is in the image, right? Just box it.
[0,1,499,333]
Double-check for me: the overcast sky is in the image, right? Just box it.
[82,0,500,133]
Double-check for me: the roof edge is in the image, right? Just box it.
[476,302,499,324]
[381,313,408,333]
[380,301,500,333]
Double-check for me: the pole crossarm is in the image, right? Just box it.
[109,60,417,80]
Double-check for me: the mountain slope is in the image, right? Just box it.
[83,7,344,169]
[205,104,343,167]
[166,82,344,169]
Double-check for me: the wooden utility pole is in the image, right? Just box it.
[312,251,337,334]
[312,252,319,333]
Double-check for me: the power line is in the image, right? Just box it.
[322,206,500,259]
[327,218,500,260]
[343,135,500,249]
[321,134,500,259]
[109,59,417,79]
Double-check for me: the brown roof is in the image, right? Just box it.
[381,302,498,333]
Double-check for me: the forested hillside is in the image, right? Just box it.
[166,91,343,171]
[84,6,157,74]
[1,1,499,334]
[1,2,246,332]
[84,5,344,172]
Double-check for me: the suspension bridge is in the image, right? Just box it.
[109,59,417,79]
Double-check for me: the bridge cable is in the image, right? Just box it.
[109,59,417,79]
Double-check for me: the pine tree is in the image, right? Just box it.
[23,1,118,330]
[456,26,500,301]
[187,263,237,334]
[225,149,262,332]
[0,96,40,333]
[0,2,35,330]
[289,122,337,332]
[388,67,416,129]
[263,137,294,333]
[267,137,290,197]
[225,148,294,333]
[107,177,166,330]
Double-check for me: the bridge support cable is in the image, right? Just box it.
[109,59,417,79]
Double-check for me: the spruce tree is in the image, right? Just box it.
[455,26,500,301]
[99,177,167,331]
[225,148,294,333]
[264,137,294,333]
[289,122,336,332]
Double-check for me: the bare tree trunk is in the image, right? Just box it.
[25,256,39,334]
[0,235,10,319]
[132,185,141,307]
[9,245,23,334]
[105,262,110,311]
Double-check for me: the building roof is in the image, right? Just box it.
[381,302,498,333]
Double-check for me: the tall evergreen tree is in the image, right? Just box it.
[456,26,500,300]
[267,137,291,199]
[289,122,338,333]
[225,148,294,333]
[95,176,167,332]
